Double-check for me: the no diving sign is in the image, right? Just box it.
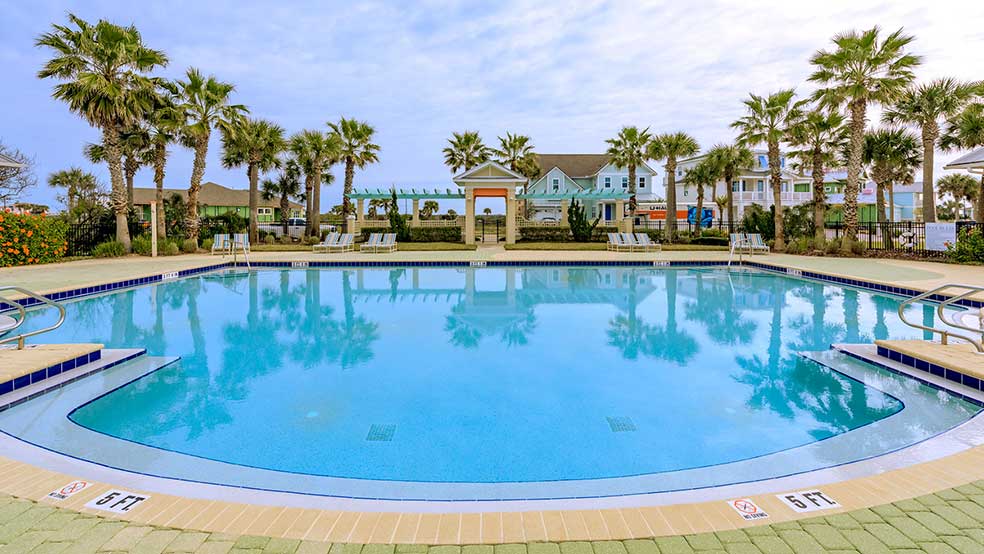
[727,498,769,521]
[47,480,91,501]
[84,489,150,514]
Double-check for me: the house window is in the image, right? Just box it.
[781,181,789,192]
[258,207,272,215]
[604,176,612,188]
[757,180,764,192]
[552,177,560,192]
[732,181,739,192]
[758,155,767,168]
[683,189,688,197]
[638,176,646,188]
[621,176,628,188]
[824,186,831,193]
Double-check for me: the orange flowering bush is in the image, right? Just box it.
[0,211,68,267]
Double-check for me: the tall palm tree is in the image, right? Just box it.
[649,132,698,241]
[683,159,718,229]
[145,81,184,239]
[882,78,981,222]
[288,130,338,237]
[36,14,167,250]
[83,128,151,214]
[936,174,978,217]
[221,118,286,242]
[941,103,984,222]
[786,109,847,243]
[329,118,379,218]
[176,68,247,241]
[493,132,539,217]
[706,143,754,229]
[443,131,490,173]
[47,167,102,216]
[732,89,805,251]
[261,159,303,235]
[809,26,920,252]
[605,126,652,220]
[862,127,921,245]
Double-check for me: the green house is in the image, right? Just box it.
[133,182,304,223]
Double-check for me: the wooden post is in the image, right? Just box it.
[412,199,420,227]
[150,201,158,257]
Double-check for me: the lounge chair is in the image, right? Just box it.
[327,233,354,253]
[312,232,340,253]
[747,233,771,254]
[231,233,250,253]
[374,233,398,253]
[211,234,231,255]
[607,233,628,252]
[620,233,642,252]
[360,233,382,252]
[633,233,661,252]
[730,233,749,253]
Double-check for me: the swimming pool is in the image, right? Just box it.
[1,266,979,501]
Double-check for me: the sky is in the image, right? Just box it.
[2,0,984,214]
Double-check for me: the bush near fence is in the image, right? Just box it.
[518,226,620,242]
[360,226,462,243]
[0,212,68,267]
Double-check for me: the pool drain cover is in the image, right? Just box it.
[366,424,396,441]
[606,416,636,432]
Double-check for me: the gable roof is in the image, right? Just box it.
[945,147,984,170]
[132,182,303,209]
[452,161,527,183]
[534,154,611,180]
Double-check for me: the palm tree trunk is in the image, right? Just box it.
[124,156,137,213]
[922,123,938,222]
[843,100,867,254]
[768,140,785,251]
[665,159,677,242]
[628,164,637,219]
[977,174,984,224]
[280,192,290,236]
[153,142,167,239]
[187,135,209,241]
[724,166,735,230]
[812,148,826,245]
[309,159,323,238]
[304,173,314,236]
[248,162,259,243]
[102,126,132,251]
[695,183,704,231]
[875,180,893,249]
[343,158,355,217]
[888,186,895,222]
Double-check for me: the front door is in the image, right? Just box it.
[604,204,613,221]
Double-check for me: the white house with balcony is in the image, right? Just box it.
[670,150,812,220]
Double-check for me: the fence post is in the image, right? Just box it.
[150,201,158,257]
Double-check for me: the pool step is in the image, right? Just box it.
[0,348,147,411]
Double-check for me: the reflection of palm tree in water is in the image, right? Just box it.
[607,270,698,363]
[292,270,379,369]
[684,271,757,345]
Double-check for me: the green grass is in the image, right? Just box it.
[504,242,728,251]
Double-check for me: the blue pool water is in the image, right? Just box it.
[13,267,979,486]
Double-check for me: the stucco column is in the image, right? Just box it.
[615,199,624,226]
[356,198,364,223]
[506,189,517,244]
[412,199,420,227]
[464,188,476,245]
[560,199,569,226]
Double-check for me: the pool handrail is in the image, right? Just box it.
[0,286,67,350]
[898,284,984,353]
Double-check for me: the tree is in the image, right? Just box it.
[483,207,493,215]
[0,141,37,207]
[47,167,105,222]
[289,130,340,237]
[36,13,167,250]
[936,173,978,216]
[493,132,539,216]
[145,81,184,239]
[714,196,728,225]
[329,118,379,219]
[809,26,920,252]
[649,132,698,241]
[442,131,490,173]
[605,126,652,220]
[387,189,411,242]
[421,200,439,219]
[941,103,984,223]
[862,127,921,246]
[222,118,286,242]
[446,208,458,220]
[568,197,601,241]
[176,67,247,241]
[706,143,753,228]
[84,127,151,213]
[261,159,303,235]
[367,198,388,219]
[683,159,719,229]
[732,89,805,251]
[786,109,847,243]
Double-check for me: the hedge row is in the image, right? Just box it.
[0,212,68,267]
[360,226,462,242]
[518,226,620,242]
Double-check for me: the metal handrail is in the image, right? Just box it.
[0,286,66,350]
[898,284,984,353]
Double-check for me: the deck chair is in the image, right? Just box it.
[730,233,749,254]
[633,233,662,252]
[747,233,771,254]
[211,234,230,255]
[360,233,382,252]
[312,232,339,253]
[327,233,354,253]
[620,233,642,251]
[231,233,250,253]
[374,233,398,253]
[607,233,627,251]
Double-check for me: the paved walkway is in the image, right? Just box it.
[5,484,984,553]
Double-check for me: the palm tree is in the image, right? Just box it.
[605,126,652,220]
[145,81,183,239]
[443,131,490,173]
[329,118,379,218]
[714,196,728,225]
[176,68,247,241]
[261,159,303,235]
[882,78,981,222]
[47,167,103,218]
[421,200,439,219]
[289,130,338,236]
[83,128,151,213]
[786,109,847,243]
[941,103,984,222]
[493,132,539,216]
[732,89,805,251]
[221,118,286,242]
[483,207,493,216]
[706,143,754,229]
[862,127,921,246]
[809,26,920,252]
[936,174,978,217]
[36,14,167,250]
[649,132,698,240]
[683,159,718,230]
[367,198,388,219]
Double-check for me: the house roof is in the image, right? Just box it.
[944,147,984,170]
[534,154,611,179]
[0,153,24,168]
[133,182,303,209]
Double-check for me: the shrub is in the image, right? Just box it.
[387,190,412,242]
[131,235,153,256]
[741,204,774,241]
[264,234,276,244]
[410,226,461,242]
[690,236,729,246]
[201,238,214,252]
[163,241,180,256]
[200,211,247,236]
[305,235,320,245]
[93,240,126,258]
[181,239,198,253]
[280,234,293,245]
[948,227,984,263]
[568,198,601,242]
[0,212,68,267]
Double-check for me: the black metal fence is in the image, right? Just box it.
[65,222,117,256]
[827,221,984,256]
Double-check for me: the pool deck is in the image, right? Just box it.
[3,250,984,551]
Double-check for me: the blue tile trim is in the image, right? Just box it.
[0,348,103,400]
[0,349,146,412]
[839,346,984,406]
